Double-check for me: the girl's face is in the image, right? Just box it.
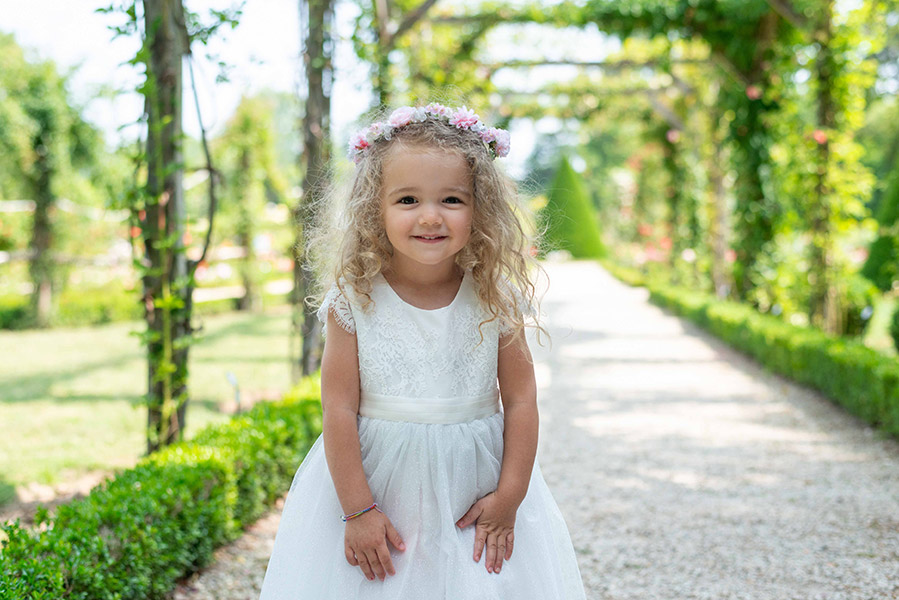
[379,144,473,276]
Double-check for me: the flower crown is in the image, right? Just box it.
[347,103,511,164]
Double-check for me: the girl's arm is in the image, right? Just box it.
[320,310,406,582]
[320,310,373,514]
[456,329,538,574]
[495,329,539,507]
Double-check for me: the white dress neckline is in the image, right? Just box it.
[378,270,467,312]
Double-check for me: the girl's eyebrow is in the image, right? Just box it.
[388,185,471,196]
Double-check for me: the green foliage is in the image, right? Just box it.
[843,272,880,337]
[861,149,899,291]
[744,229,812,324]
[0,380,323,600]
[0,283,292,330]
[0,32,132,329]
[891,302,899,354]
[0,296,30,330]
[538,157,606,259]
[55,285,143,326]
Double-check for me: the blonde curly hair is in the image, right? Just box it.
[305,109,548,345]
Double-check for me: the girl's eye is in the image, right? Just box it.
[398,196,416,205]
[444,196,463,204]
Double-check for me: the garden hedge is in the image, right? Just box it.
[0,282,290,330]
[0,377,323,599]
[601,259,899,438]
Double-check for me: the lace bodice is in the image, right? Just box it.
[317,271,507,399]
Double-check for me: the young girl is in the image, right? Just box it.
[259,103,586,599]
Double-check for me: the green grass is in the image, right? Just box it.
[0,304,297,497]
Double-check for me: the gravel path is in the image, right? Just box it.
[176,260,899,600]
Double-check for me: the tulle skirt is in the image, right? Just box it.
[258,412,586,599]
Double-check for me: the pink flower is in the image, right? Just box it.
[425,103,451,117]
[666,129,680,144]
[449,106,479,129]
[493,128,511,157]
[813,129,827,145]
[345,104,511,164]
[350,131,369,151]
[388,106,416,128]
[478,127,497,143]
[348,131,370,161]
[746,85,762,100]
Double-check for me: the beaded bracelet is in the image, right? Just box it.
[341,502,383,522]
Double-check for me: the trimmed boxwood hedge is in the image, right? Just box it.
[600,259,899,437]
[0,377,323,599]
[0,284,290,330]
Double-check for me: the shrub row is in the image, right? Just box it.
[0,288,291,330]
[0,377,323,600]
[601,259,899,437]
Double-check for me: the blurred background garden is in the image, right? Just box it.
[1,0,898,597]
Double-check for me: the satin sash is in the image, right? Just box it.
[359,389,499,424]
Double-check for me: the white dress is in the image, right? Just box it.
[259,270,586,599]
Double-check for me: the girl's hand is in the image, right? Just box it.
[455,491,517,574]
[344,509,406,581]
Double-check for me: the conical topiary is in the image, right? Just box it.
[538,156,606,258]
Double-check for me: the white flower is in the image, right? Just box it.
[388,106,416,128]
[493,129,511,157]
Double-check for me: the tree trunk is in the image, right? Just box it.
[707,93,730,299]
[723,12,780,304]
[294,0,333,379]
[28,145,54,328]
[237,147,260,311]
[143,0,190,454]
[808,0,841,334]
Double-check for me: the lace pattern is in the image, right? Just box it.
[356,289,499,398]
[316,283,356,335]
[316,273,521,398]
[497,281,537,337]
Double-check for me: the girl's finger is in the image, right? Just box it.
[357,554,375,581]
[386,521,406,551]
[473,528,488,562]
[345,546,359,566]
[484,532,498,573]
[376,544,396,576]
[365,549,386,581]
[505,531,514,560]
[456,503,481,529]
[494,539,506,573]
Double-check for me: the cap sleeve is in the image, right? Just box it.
[498,281,537,337]
[317,283,356,335]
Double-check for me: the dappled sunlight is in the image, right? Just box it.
[533,262,899,597]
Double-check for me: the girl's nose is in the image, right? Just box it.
[419,205,442,225]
